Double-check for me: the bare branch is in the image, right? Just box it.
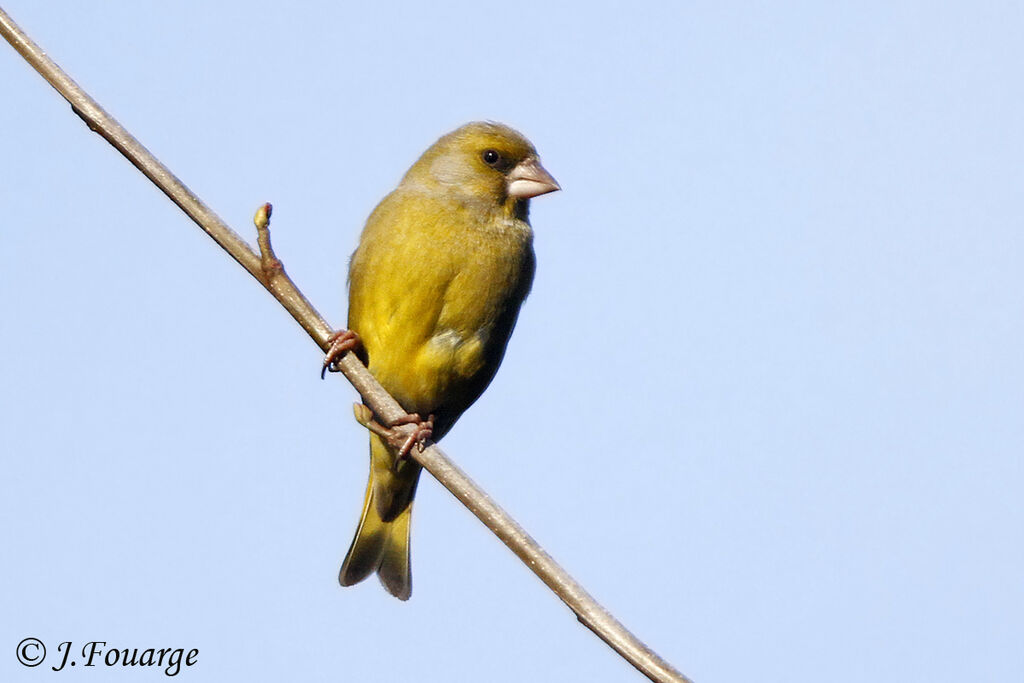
[1,8,692,683]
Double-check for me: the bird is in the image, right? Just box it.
[327,121,559,600]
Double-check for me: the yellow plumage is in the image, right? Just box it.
[337,122,559,599]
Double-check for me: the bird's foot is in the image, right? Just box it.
[351,405,435,468]
[391,413,435,461]
[321,329,361,379]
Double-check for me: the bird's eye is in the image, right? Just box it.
[482,149,501,167]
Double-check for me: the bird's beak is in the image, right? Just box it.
[507,158,560,199]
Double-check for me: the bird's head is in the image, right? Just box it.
[402,121,559,216]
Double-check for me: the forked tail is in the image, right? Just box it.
[338,434,421,600]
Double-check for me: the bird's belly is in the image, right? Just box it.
[369,327,489,419]
[423,327,488,381]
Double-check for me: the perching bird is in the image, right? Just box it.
[330,122,559,600]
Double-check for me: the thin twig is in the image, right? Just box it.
[0,8,692,683]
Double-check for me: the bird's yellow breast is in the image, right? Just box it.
[348,189,534,433]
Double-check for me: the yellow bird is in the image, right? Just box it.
[330,122,559,600]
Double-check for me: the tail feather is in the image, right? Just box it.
[377,502,413,600]
[338,434,420,600]
[337,472,388,586]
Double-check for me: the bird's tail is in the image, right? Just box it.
[339,433,421,600]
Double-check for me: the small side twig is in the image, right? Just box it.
[254,202,283,282]
[0,8,692,683]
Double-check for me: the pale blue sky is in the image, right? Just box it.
[2,2,1022,682]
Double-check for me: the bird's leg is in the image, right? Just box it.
[351,404,435,468]
[321,329,361,379]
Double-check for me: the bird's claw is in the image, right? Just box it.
[350,405,435,469]
[393,413,435,463]
[321,329,361,379]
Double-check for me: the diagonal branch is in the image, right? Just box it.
[0,7,692,683]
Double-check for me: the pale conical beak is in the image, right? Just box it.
[507,158,560,199]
